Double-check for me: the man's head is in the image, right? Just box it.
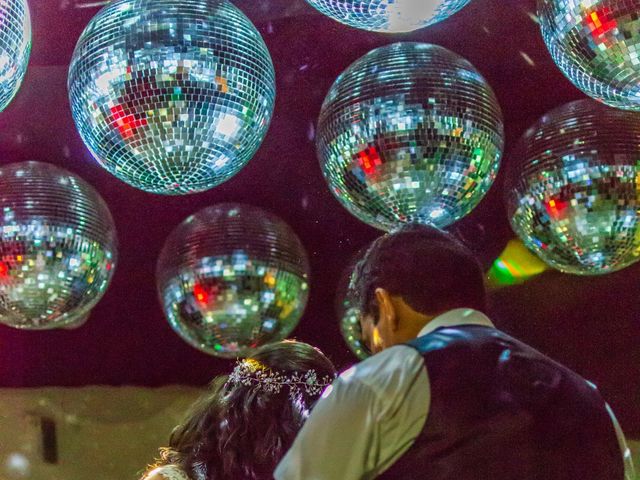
[350,224,486,353]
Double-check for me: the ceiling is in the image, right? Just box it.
[0,0,638,437]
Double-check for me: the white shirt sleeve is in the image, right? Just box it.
[274,345,430,480]
[604,403,636,480]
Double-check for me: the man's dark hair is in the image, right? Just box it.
[351,223,486,323]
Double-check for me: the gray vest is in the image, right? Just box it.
[377,325,624,480]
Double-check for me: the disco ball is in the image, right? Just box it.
[68,0,275,195]
[335,252,370,360]
[339,301,370,360]
[0,162,117,329]
[318,42,504,231]
[539,0,640,110]
[0,0,31,111]
[61,312,90,330]
[505,99,640,275]
[156,204,310,357]
[305,0,471,33]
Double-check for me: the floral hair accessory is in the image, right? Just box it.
[226,358,334,400]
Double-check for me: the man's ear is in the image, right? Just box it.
[374,288,398,331]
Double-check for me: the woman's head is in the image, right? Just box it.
[150,340,335,480]
[228,340,336,409]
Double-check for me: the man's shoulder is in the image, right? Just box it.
[337,345,424,391]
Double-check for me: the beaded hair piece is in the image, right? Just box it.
[226,358,334,400]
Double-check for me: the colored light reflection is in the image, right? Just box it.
[487,239,548,288]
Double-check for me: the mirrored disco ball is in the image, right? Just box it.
[68,0,275,194]
[305,0,471,33]
[539,0,640,110]
[0,0,31,111]
[505,99,640,275]
[318,43,504,231]
[61,312,90,330]
[157,204,310,357]
[0,162,117,329]
[335,249,370,360]
[339,301,370,360]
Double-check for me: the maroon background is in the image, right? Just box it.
[0,0,638,437]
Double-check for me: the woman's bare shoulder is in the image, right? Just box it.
[142,473,164,480]
[142,465,191,480]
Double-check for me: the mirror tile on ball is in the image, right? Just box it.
[539,0,640,110]
[305,0,471,33]
[68,0,275,194]
[505,99,640,275]
[0,0,31,112]
[156,204,310,358]
[0,162,117,329]
[317,43,504,231]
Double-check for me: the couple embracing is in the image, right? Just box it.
[145,225,633,480]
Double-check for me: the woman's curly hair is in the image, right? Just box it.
[143,340,336,480]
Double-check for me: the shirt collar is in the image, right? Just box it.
[417,308,495,338]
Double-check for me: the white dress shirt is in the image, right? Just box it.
[274,309,635,480]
